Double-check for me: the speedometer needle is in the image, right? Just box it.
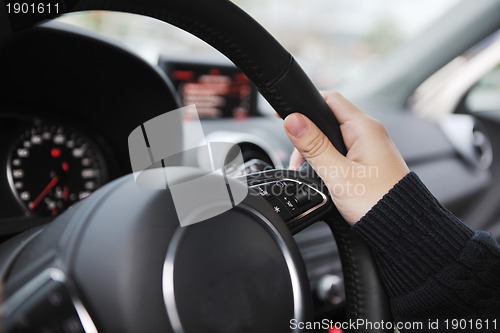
[29,176,59,210]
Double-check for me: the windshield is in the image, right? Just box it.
[57,0,461,89]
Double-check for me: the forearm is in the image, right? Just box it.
[353,172,500,331]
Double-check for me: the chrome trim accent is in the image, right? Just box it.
[69,288,99,332]
[50,269,99,333]
[161,204,305,333]
[237,204,304,332]
[0,268,98,333]
[249,178,328,224]
[6,144,28,215]
[162,227,186,333]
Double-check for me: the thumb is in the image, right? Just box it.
[283,113,347,180]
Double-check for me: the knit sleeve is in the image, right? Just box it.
[353,172,500,332]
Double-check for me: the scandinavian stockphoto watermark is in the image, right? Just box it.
[317,164,379,197]
[257,163,380,199]
[127,105,248,227]
[298,164,379,197]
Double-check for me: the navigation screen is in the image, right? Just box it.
[159,60,258,119]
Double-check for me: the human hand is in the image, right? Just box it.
[283,92,409,225]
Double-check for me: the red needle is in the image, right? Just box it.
[29,176,59,210]
[63,186,69,201]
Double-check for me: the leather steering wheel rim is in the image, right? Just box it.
[6,0,392,330]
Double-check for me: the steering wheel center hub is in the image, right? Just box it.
[66,169,310,332]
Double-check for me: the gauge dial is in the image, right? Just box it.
[8,123,107,217]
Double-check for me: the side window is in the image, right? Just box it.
[465,64,500,112]
[411,30,500,118]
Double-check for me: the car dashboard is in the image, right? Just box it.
[0,22,346,320]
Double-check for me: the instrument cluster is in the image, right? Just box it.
[0,114,109,222]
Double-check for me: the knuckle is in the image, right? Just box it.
[367,118,387,135]
[301,133,330,159]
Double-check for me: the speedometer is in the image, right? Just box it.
[8,123,107,217]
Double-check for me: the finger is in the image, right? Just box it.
[283,113,347,180]
[289,148,303,170]
[320,91,367,125]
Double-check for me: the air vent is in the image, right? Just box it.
[472,128,493,170]
[205,131,284,168]
[440,114,493,170]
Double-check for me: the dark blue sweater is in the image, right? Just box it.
[353,172,500,332]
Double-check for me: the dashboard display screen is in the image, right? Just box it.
[159,59,258,119]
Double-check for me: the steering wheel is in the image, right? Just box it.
[0,0,392,332]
